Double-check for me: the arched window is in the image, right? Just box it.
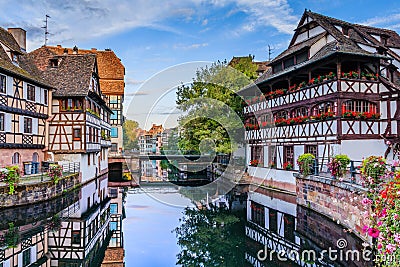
[12,152,20,164]
[291,106,308,117]
[342,100,377,113]
[312,102,335,115]
[274,110,287,120]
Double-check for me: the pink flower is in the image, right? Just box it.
[386,244,396,254]
[378,243,383,249]
[380,208,387,218]
[362,225,369,233]
[362,197,372,205]
[377,221,383,226]
[394,214,399,220]
[368,228,380,238]
[394,234,400,244]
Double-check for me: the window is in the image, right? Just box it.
[88,127,92,142]
[73,128,82,141]
[49,58,58,67]
[72,230,81,244]
[12,152,20,164]
[291,106,308,117]
[274,110,288,120]
[110,221,118,231]
[269,209,278,233]
[251,145,263,165]
[111,143,118,152]
[44,89,48,105]
[22,248,31,267]
[284,57,294,69]
[268,145,276,167]
[0,75,5,93]
[110,110,118,120]
[250,201,265,227]
[110,203,118,214]
[24,117,32,133]
[27,84,35,101]
[110,95,118,104]
[74,99,83,110]
[110,127,118,138]
[284,146,294,167]
[342,100,377,113]
[305,145,318,157]
[296,50,308,64]
[312,102,335,115]
[0,113,4,131]
[283,214,295,242]
[88,153,91,165]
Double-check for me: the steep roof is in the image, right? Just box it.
[0,27,21,52]
[44,45,125,95]
[257,10,396,85]
[29,46,96,97]
[0,28,51,88]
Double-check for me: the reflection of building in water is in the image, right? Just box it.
[101,186,126,266]
[0,219,50,266]
[48,178,111,266]
[245,189,300,266]
[0,189,80,266]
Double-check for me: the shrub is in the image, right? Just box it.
[48,164,63,184]
[360,156,387,186]
[327,154,350,178]
[249,159,260,167]
[297,153,315,176]
[2,166,20,194]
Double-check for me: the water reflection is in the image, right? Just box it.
[175,185,372,267]
[0,180,127,267]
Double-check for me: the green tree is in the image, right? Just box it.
[123,119,139,150]
[176,60,252,155]
[173,205,245,267]
[229,55,258,80]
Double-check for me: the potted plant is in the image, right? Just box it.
[360,156,387,185]
[327,154,350,179]
[48,164,63,184]
[269,161,276,169]
[297,153,316,176]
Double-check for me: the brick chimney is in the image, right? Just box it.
[8,28,26,52]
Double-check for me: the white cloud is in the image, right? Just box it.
[360,13,400,30]
[173,43,209,50]
[0,0,298,50]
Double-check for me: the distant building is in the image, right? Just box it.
[0,27,53,173]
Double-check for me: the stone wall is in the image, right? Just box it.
[296,174,369,239]
[296,205,373,267]
[0,173,79,208]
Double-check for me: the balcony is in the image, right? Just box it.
[100,138,112,147]
[244,78,380,115]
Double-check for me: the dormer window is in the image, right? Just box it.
[381,36,388,45]
[342,26,349,37]
[50,58,58,67]
[10,52,18,64]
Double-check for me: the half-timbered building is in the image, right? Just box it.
[47,181,111,266]
[242,11,400,186]
[29,46,113,183]
[0,27,53,172]
[42,45,125,156]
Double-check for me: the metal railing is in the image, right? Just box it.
[19,162,80,184]
[301,157,392,186]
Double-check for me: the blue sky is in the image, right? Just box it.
[0,0,399,129]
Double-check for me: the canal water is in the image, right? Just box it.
[0,180,372,267]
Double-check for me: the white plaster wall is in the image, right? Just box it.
[340,139,386,161]
[263,146,269,167]
[248,166,296,185]
[293,145,304,170]
[248,191,297,217]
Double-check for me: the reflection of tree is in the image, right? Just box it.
[173,205,245,267]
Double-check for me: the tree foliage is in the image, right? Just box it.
[176,60,253,155]
[173,205,245,267]
[123,119,140,150]
[229,55,258,80]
